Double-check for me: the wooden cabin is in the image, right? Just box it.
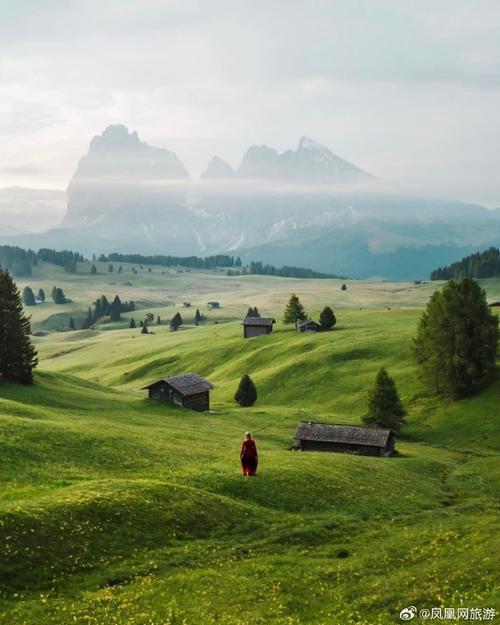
[183,302,191,308]
[207,301,220,310]
[294,421,395,457]
[298,319,321,333]
[488,301,500,308]
[142,373,214,412]
[242,316,276,338]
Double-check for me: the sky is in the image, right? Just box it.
[0,0,499,205]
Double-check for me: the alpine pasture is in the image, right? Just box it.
[1,261,499,625]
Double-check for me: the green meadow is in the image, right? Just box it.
[1,262,499,625]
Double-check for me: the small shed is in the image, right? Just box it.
[242,316,276,338]
[294,421,395,457]
[298,319,321,333]
[207,301,220,310]
[183,302,191,308]
[142,373,214,412]
[488,301,500,308]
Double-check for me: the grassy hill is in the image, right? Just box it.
[0,264,499,624]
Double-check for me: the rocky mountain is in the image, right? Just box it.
[236,136,373,183]
[3,125,500,280]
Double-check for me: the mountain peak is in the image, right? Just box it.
[201,156,235,179]
[298,136,325,151]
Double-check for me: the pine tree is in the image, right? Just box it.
[319,306,336,330]
[69,317,76,330]
[90,264,97,274]
[413,278,499,399]
[38,288,45,303]
[246,306,260,318]
[363,367,405,432]
[235,256,242,267]
[110,295,122,321]
[22,286,36,306]
[157,315,161,325]
[0,269,38,383]
[283,293,307,328]
[194,308,202,325]
[170,312,183,331]
[141,323,149,334]
[234,374,257,407]
[108,264,114,273]
[129,318,136,329]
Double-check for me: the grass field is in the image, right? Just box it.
[1,262,499,624]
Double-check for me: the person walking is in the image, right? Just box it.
[240,431,258,476]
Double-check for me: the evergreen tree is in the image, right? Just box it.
[129,317,136,329]
[235,256,242,267]
[194,308,202,325]
[38,288,45,303]
[141,323,149,334]
[283,293,307,328]
[0,269,38,383]
[110,295,122,321]
[51,287,66,304]
[90,264,97,274]
[234,374,257,407]
[319,306,336,330]
[108,264,114,273]
[51,285,57,301]
[118,266,123,273]
[246,306,260,318]
[413,278,499,399]
[69,317,76,330]
[157,315,161,325]
[363,367,406,432]
[22,286,36,306]
[170,312,183,331]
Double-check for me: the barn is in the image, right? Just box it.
[142,373,214,412]
[207,301,220,309]
[242,316,276,338]
[298,319,321,332]
[294,421,395,457]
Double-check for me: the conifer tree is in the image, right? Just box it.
[194,308,202,325]
[38,288,45,303]
[283,293,307,328]
[141,323,149,334]
[108,264,114,273]
[0,269,38,383]
[234,374,257,407]
[90,264,97,274]
[413,278,499,398]
[319,306,336,330]
[157,315,161,325]
[363,367,405,432]
[69,317,76,330]
[22,286,36,306]
[110,295,122,321]
[129,317,136,329]
[170,312,183,331]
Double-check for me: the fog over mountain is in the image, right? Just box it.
[0,187,66,234]
[3,124,500,280]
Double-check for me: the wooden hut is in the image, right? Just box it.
[298,319,321,333]
[294,421,395,457]
[142,373,213,412]
[242,316,276,338]
[488,301,500,308]
[207,301,220,310]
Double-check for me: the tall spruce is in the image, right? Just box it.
[319,306,336,330]
[363,367,405,432]
[22,286,36,306]
[413,278,499,399]
[170,312,183,331]
[194,308,202,325]
[234,374,257,407]
[283,293,307,328]
[129,317,136,329]
[0,269,38,383]
[90,264,97,274]
[141,323,149,334]
[38,288,45,303]
[69,317,76,330]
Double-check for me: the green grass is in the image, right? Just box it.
[0,265,499,624]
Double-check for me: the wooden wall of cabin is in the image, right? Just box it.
[300,440,382,457]
[183,391,210,412]
[244,326,270,338]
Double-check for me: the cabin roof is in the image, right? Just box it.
[242,317,276,326]
[295,421,392,447]
[488,301,500,307]
[142,373,214,396]
[298,318,320,328]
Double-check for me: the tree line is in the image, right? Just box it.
[0,246,86,277]
[431,247,500,280]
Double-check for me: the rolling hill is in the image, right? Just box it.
[0,263,498,624]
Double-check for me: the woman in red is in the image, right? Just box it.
[240,431,258,476]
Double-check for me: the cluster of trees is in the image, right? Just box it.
[283,294,336,330]
[51,286,67,305]
[80,295,135,329]
[99,253,240,270]
[248,261,340,280]
[364,277,499,433]
[431,247,500,280]
[0,269,38,383]
[246,307,260,317]
[0,246,37,277]
[37,248,85,269]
